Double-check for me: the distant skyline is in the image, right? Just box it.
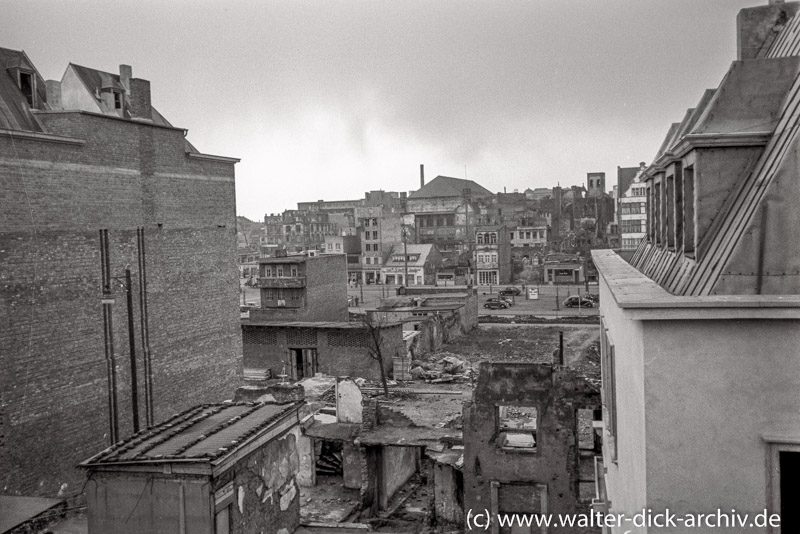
[4,0,761,220]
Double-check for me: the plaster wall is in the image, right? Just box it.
[598,276,648,527]
[642,319,800,530]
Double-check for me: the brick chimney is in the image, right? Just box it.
[45,80,61,110]
[120,64,152,120]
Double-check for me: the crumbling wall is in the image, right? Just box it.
[215,429,300,534]
[433,462,464,525]
[462,362,600,533]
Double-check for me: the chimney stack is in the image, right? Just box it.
[45,80,62,110]
[420,164,425,189]
[119,64,132,92]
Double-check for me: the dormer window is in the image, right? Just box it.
[18,71,34,106]
[114,91,122,110]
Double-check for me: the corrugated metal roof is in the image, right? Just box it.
[82,402,299,465]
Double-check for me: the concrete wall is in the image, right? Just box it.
[462,362,600,532]
[433,462,464,525]
[1,112,241,496]
[643,319,800,523]
[380,446,419,509]
[242,324,404,381]
[597,273,649,526]
[596,249,800,533]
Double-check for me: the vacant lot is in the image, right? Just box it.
[434,323,600,379]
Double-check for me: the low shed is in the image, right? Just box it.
[80,401,304,534]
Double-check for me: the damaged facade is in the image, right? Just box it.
[79,401,304,534]
[463,362,601,534]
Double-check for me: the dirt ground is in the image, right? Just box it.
[425,323,600,378]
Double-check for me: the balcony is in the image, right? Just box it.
[257,276,307,289]
[477,261,498,269]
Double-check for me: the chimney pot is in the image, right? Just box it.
[420,164,425,189]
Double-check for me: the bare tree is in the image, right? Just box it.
[362,313,390,397]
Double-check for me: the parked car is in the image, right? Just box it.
[586,293,600,303]
[563,295,593,308]
[499,287,522,296]
[484,300,510,310]
[487,296,513,306]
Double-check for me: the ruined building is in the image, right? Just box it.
[463,362,601,534]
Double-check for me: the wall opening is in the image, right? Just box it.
[496,405,537,452]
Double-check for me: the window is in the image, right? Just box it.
[365,257,371,265]
[18,71,34,106]
[767,443,800,533]
[264,289,274,300]
[621,220,643,233]
[277,266,284,277]
[600,318,617,462]
[291,289,301,301]
[113,91,122,110]
[290,266,298,277]
[489,233,497,244]
[373,231,379,240]
[476,233,484,244]
[264,267,272,277]
[496,405,537,452]
[376,257,382,265]
[335,243,341,251]
[509,232,514,240]
[328,243,333,251]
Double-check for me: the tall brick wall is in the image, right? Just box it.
[0,111,242,496]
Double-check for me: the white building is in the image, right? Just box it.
[618,171,647,252]
[509,225,548,248]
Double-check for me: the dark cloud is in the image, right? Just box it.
[3,0,757,218]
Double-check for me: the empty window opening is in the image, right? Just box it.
[496,405,537,451]
[19,71,34,106]
[315,440,343,477]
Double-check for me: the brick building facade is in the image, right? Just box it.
[241,322,405,381]
[252,252,348,322]
[0,50,242,496]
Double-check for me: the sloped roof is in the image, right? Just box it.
[385,243,434,267]
[70,63,125,93]
[616,166,639,197]
[0,47,45,132]
[410,175,492,199]
[81,402,300,466]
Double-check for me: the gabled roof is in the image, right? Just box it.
[0,47,45,132]
[410,175,492,199]
[70,63,125,93]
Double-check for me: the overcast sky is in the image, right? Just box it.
[4,1,759,220]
